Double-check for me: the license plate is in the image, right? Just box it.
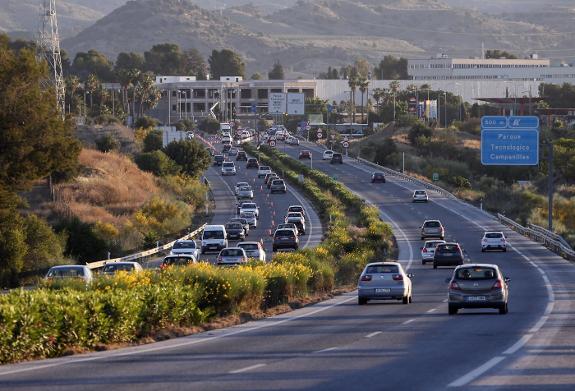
[375,288,391,294]
[466,296,487,302]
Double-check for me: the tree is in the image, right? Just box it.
[183,48,208,79]
[268,61,285,80]
[408,122,433,145]
[134,115,158,130]
[115,52,145,74]
[163,140,211,177]
[0,38,80,191]
[95,134,119,153]
[71,49,114,81]
[135,150,181,177]
[0,188,26,287]
[208,49,245,79]
[373,138,398,166]
[485,50,518,59]
[348,74,358,123]
[22,214,63,272]
[143,130,164,152]
[144,43,186,75]
[354,57,371,78]
[358,77,370,123]
[374,55,408,80]
[134,72,161,117]
[250,72,262,80]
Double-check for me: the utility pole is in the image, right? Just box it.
[37,0,65,119]
[548,142,554,231]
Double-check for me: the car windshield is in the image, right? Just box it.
[276,230,295,238]
[241,211,255,217]
[231,218,247,224]
[239,243,258,251]
[259,166,270,170]
[226,223,243,230]
[163,257,191,266]
[103,264,135,273]
[173,241,196,249]
[373,173,383,177]
[333,154,342,157]
[425,241,443,248]
[485,233,504,239]
[289,207,303,213]
[222,249,244,256]
[437,245,459,253]
[239,186,251,191]
[365,265,399,274]
[415,191,426,195]
[215,155,224,160]
[203,230,224,239]
[425,221,441,228]
[236,182,248,187]
[47,267,84,277]
[243,203,256,209]
[272,180,284,185]
[455,267,497,280]
[287,213,301,218]
[223,163,234,168]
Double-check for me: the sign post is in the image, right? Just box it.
[480,116,539,166]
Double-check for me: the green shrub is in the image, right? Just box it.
[95,134,119,153]
[134,151,181,177]
[143,130,164,152]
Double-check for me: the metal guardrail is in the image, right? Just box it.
[527,223,573,250]
[498,214,575,261]
[86,224,207,270]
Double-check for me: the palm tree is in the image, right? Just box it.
[135,72,161,118]
[358,77,370,123]
[372,88,385,114]
[348,74,358,123]
[65,75,81,115]
[85,73,100,113]
[389,80,401,121]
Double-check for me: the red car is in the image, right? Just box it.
[299,150,311,159]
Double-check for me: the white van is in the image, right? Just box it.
[201,225,228,254]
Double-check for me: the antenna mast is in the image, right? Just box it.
[37,0,65,118]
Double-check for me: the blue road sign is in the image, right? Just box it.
[251,103,257,113]
[327,104,333,113]
[481,116,539,166]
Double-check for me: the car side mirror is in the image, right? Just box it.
[504,277,511,283]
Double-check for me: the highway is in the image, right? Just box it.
[0,140,573,390]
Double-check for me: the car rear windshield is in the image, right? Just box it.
[437,245,460,253]
[223,162,234,167]
[239,243,258,250]
[222,249,244,256]
[425,241,443,248]
[455,267,497,280]
[173,241,196,249]
[365,265,399,274]
[241,212,255,218]
[289,207,303,212]
[272,180,284,185]
[243,203,256,208]
[163,257,191,266]
[47,267,84,277]
[287,213,301,218]
[485,233,504,239]
[415,191,426,195]
[103,264,135,273]
[276,230,295,238]
[226,223,243,230]
[203,230,224,239]
[239,186,251,191]
[425,221,441,227]
[259,166,270,170]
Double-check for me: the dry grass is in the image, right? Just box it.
[53,149,159,225]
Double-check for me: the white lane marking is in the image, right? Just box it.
[378,208,415,271]
[229,363,267,374]
[0,296,356,377]
[315,347,339,354]
[365,331,382,338]
[426,308,437,313]
[503,335,534,356]
[448,356,506,388]
[402,319,415,325]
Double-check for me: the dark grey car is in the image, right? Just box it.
[447,264,510,315]
[272,228,299,252]
[225,222,245,240]
[433,242,464,269]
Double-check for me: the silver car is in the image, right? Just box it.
[237,241,266,262]
[420,240,446,264]
[221,161,236,176]
[240,211,257,227]
[237,185,254,199]
[357,262,413,305]
[270,179,287,194]
[421,220,445,240]
[217,247,248,266]
[413,190,429,203]
[45,265,93,284]
[447,263,510,315]
[102,262,143,275]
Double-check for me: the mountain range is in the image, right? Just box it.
[2,0,574,76]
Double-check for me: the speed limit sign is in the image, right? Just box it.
[317,132,323,139]
[269,140,276,147]
[343,136,349,142]
[342,141,350,148]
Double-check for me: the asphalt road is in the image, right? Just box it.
[1,140,573,390]
[145,139,323,267]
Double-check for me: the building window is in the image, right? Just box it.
[193,89,206,98]
[270,88,282,93]
[172,104,177,112]
[287,88,300,93]
[257,89,268,99]
[193,103,206,112]
[241,89,252,99]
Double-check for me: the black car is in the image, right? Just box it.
[214,155,225,166]
[273,229,299,252]
[222,144,231,154]
[371,172,386,183]
[225,222,245,240]
[246,158,259,169]
[330,153,343,164]
[236,151,248,161]
[433,243,465,269]
[229,217,250,236]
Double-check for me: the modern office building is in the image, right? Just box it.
[407,54,575,83]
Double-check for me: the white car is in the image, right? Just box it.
[102,261,144,275]
[257,165,272,178]
[237,241,266,262]
[239,202,259,219]
[170,239,200,260]
[413,190,429,203]
[481,232,508,252]
[222,135,232,144]
[240,211,257,227]
[234,182,250,195]
[420,240,446,264]
[286,136,300,145]
[221,161,236,176]
[322,150,334,160]
[237,185,254,199]
[217,247,248,265]
[285,212,306,234]
[45,265,93,284]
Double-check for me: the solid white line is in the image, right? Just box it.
[402,319,415,325]
[0,295,356,377]
[447,356,506,388]
[503,334,534,356]
[365,331,382,338]
[315,347,339,354]
[229,363,266,374]
[426,308,437,313]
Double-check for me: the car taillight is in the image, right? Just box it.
[492,280,503,290]
[217,256,222,263]
[361,275,372,281]
[450,281,461,290]
[393,274,403,281]
[422,248,428,253]
[500,238,506,243]
[482,239,487,243]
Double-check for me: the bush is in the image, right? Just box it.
[56,218,109,263]
[143,130,164,152]
[134,116,158,130]
[199,118,219,134]
[407,122,433,145]
[21,214,64,273]
[134,151,181,177]
[164,140,211,178]
[95,134,119,153]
